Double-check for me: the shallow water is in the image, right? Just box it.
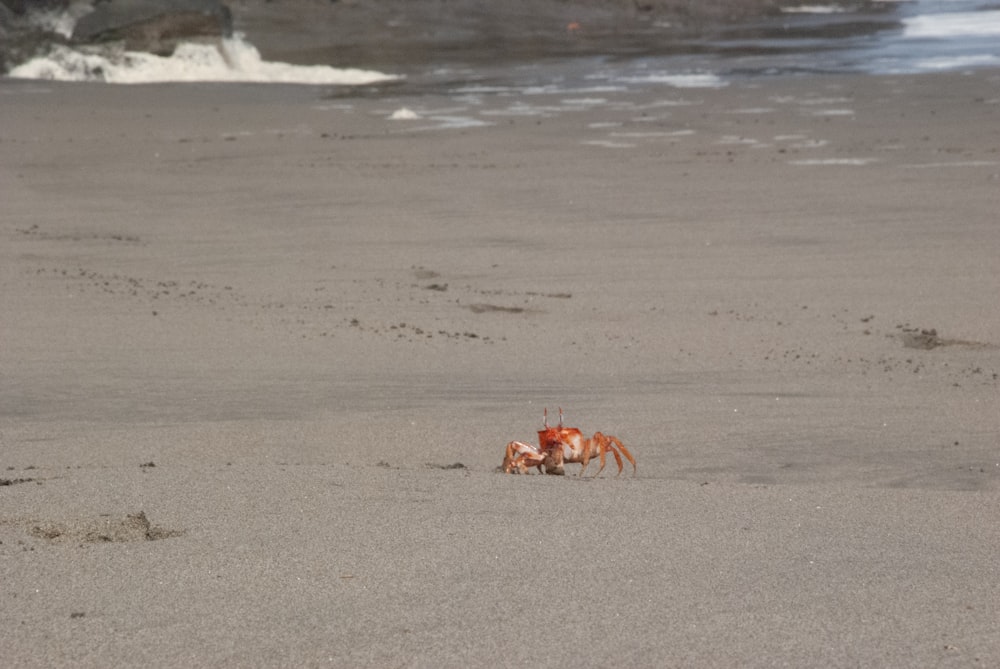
[404,1,1000,95]
[4,1,1000,88]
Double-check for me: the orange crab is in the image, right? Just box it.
[502,408,636,478]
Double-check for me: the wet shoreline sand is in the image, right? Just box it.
[232,0,834,70]
[2,68,999,665]
[231,0,909,82]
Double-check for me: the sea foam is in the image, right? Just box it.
[608,73,728,89]
[7,33,399,86]
[903,10,1000,38]
[780,5,847,14]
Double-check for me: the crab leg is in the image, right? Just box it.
[502,440,544,474]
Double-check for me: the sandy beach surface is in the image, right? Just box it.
[2,67,999,666]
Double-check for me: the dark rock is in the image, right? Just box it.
[0,1,71,73]
[1,0,69,16]
[72,0,232,55]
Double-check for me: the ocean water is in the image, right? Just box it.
[574,0,1000,90]
[857,0,1000,74]
[4,1,1000,88]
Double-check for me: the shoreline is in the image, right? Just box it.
[230,0,899,73]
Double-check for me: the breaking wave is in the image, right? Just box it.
[6,32,399,86]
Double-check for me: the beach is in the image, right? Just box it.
[1,66,999,666]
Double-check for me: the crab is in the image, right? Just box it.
[502,408,636,478]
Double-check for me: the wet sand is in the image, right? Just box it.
[1,69,999,666]
[232,0,819,72]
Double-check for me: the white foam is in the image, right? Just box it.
[401,115,493,132]
[911,54,1000,71]
[7,34,399,86]
[389,108,421,120]
[781,5,847,14]
[616,73,728,89]
[904,11,1000,38]
[560,98,608,107]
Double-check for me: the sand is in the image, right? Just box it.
[1,68,999,666]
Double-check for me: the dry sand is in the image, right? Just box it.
[1,69,999,666]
